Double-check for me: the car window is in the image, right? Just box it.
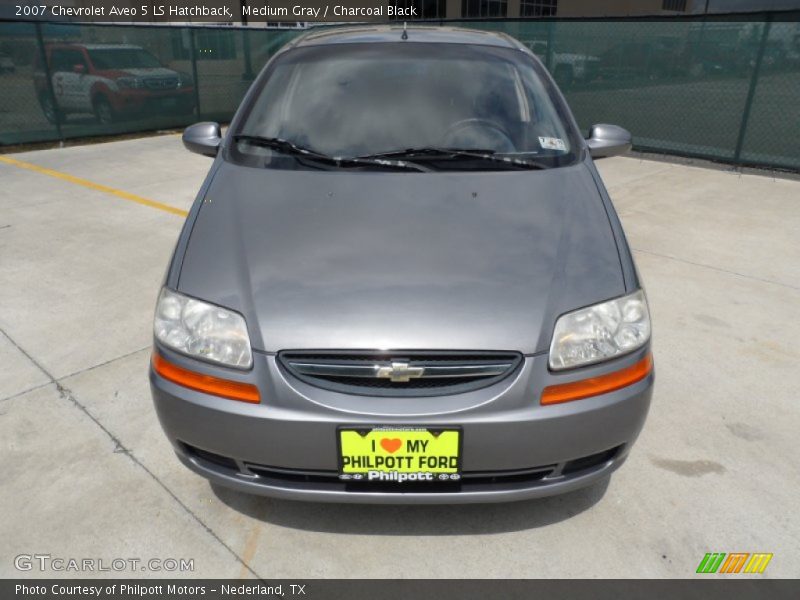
[233,42,582,169]
[88,48,161,70]
[51,49,86,72]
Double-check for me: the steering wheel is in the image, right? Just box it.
[441,118,515,153]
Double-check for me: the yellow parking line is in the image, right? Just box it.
[238,526,262,579]
[0,155,188,217]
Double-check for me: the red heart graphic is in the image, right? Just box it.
[380,438,402,453]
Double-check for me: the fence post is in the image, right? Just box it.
[242,28,254,81]
[34,22,63,143]
[733,16,772,165]
[189,28,202,120]
[545,19,555,72]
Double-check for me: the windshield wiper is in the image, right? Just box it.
[232,135,430,172]
[356,147,550,170]
[234,135,333,162]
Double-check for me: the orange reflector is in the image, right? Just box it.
[152,353,260,404]
[541,353,653,405]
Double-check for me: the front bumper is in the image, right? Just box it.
[111,88,195,114]
[151,345,653,504]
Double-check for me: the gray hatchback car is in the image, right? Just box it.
[150,26,654,504]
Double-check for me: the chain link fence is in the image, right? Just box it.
[1,15,799,170]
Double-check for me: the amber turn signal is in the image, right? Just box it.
[152,353,260,404]
[541,353,653,405]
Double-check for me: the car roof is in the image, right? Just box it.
[46,43,144,50]
[290,25,525,50]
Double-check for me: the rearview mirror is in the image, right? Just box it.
[586,124,632,159]
[72,64,86,74]
[182,122,221,157]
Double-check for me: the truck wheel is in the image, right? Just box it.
[554,64,575,87]
[40,94,62,125]
[689,63,705,78]
[93,96,115,125]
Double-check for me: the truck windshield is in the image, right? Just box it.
[88,48,161,70]
[233,42,582,169]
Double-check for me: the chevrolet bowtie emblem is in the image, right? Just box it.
[375,361,425,383]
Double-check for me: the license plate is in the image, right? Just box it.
[338,427,461,483]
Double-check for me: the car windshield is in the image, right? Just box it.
[232,42,582,170]
[88,48,161,70]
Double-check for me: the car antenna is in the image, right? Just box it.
[401,22,408,40]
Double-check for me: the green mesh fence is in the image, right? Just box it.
[0,21,302,146]
[1,16,799,171]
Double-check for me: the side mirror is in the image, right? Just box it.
[72,63,86,74]
[586,124,632,159]
[182,122,221,157]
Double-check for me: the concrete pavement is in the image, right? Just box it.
[1,135,798,578]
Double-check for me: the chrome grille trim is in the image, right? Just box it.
[145,77,179,90]
[278,351,523,397]
[288,362,514,379]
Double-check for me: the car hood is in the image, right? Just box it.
[115,67,177,77]
[177,160,625,354]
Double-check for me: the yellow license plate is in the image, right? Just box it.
[338,427,461,482]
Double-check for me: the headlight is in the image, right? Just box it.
[177,72,194,87]
[154,288,252,369]
[549,290,651,370]
[117,76,144,89]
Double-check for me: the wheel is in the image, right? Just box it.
[93,96,115,125]
[39,94,62,125]
[554,64,575,87]
[689,63,705,78]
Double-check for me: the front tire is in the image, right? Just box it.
[689,63,705,78]
[93,96,115,125]
[554,64,575,87]
[40,94,62,125]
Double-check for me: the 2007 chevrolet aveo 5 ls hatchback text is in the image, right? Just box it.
[150,26,654,504]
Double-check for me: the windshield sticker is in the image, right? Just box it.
[538,136,567,151]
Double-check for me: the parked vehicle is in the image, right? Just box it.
[527,40,600,85]
[747,40,787,71]
[151,26,653,504]
[790,33,800,65]
[0,52,15,74]
[598,39,684,80]
[33,43,195,124]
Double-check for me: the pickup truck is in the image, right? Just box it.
[527,41,600,86]
[34,43,195,124]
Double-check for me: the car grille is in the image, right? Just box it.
[278,350,523,397]
[242,463,557,493]
[145,77,179,90]
[181,442,625,494]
